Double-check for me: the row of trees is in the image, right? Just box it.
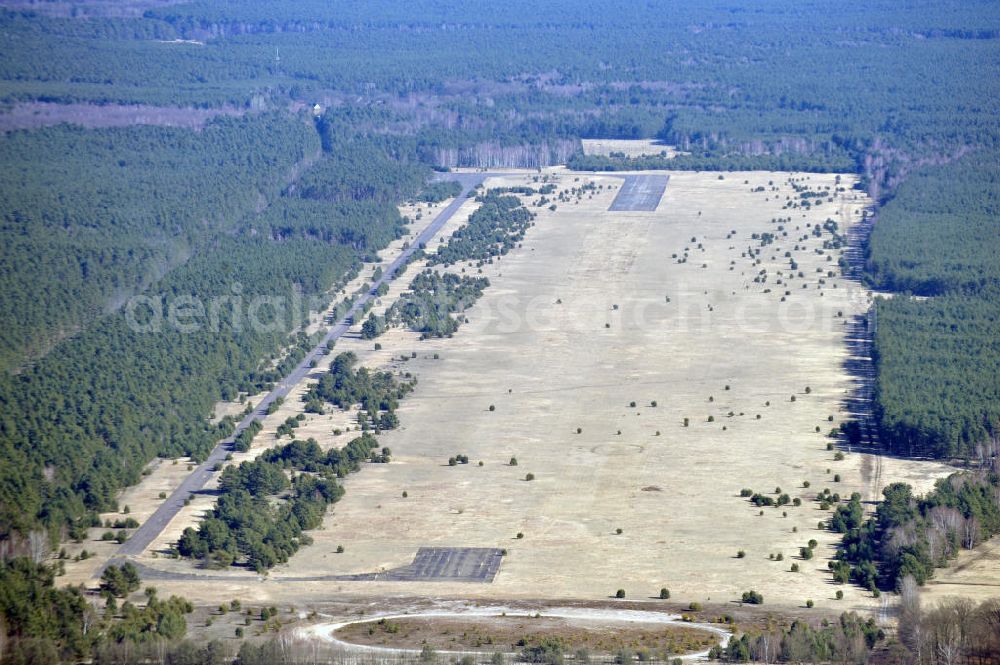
[370,271,490,339]
[710,612,883,663]
[567,150,857,174]
[427,192,535,267]
[177,434,380,572]
[302,351,414,431]
[895,583,1000,665]
[363,189,533,339]
[416,180,462,203]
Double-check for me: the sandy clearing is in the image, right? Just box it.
[259,171,955,613]
[581,139,687,159]
[86,169,970,616]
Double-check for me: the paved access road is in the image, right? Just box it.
[109,172,503,563]
[608,174,669,211]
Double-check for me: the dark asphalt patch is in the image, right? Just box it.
[335,547,504,583]
[609,175,669,212]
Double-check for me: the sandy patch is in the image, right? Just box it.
[581,139,687,159]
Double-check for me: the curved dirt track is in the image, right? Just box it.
[298,605,732,662]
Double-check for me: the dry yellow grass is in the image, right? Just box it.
[274,170,953,613]
[921,535,1000,605]
[63,168,972,616]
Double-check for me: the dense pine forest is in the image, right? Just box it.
[865,152,1000,458]
[0,115,426,540]
[0,1,998,661]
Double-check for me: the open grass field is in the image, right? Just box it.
[274,170,952,613]
[65,167,967,618]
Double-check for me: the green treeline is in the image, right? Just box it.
[566,150,857,175]
[833,474,1000,592]
[177,353,412,570]
[0,558,97,660]
[4,2,997,181]
[361,190,533,339]
[389,271,490,339]
[0,114,316,371]
[417,180,462,203]
[866,151,1000,295]
[864,152,1000,458]
[428,192,535,267]
[177,434,379,571]
[873,293,1000,458]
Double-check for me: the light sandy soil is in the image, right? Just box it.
[920,535,1000,606]
[581,139,687,158]
[95,169,975,618]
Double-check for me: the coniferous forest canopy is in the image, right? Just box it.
[865,152,1000,459]
[0,0,997,662]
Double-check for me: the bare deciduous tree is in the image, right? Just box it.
[27,530,49,564]
[962,516,981,550]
